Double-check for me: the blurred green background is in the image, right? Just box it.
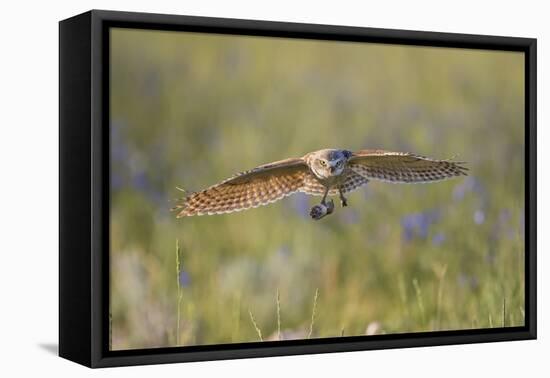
[109,28,525,350]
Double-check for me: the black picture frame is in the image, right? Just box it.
[59,9,537,368]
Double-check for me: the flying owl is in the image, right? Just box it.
[172,149,467,220]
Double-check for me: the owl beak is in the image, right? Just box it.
[329,166,335,173]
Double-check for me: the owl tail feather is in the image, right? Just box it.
[443,154,469,167]
[171,186,192,218]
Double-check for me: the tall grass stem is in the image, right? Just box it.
[308,288,319,339]
[176,239,183,346]
[276,289,281,341]
[248,310,263,341]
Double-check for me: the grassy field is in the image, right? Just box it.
[109,28,525,350]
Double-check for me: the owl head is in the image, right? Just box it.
[309,149,351,179]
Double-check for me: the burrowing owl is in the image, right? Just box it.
[173,149,467,220]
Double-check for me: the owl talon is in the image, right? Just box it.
[338,189,348,207]
[310,200,334,220]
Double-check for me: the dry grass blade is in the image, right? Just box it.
[248,310,263,341]
[176,239,183,346]
[412,278,425,326]
[502,297,506,327]
[435,263,448,330]
[308,288,319,339]
[276,289,281,341]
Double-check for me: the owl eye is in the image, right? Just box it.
[319,160,327,166]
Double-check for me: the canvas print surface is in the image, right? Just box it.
[109,28,525,351]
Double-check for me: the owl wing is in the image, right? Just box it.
[173,158,313,217]
[348,149,468,183]
[301,171,368,196]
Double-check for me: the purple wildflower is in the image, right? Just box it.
[474,210,485,225]
[432,232,446,246]
[401,210,440,242]
[178,270,190,288]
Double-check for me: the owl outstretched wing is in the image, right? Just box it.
[348,149,468,183]
[173,158,312,217]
